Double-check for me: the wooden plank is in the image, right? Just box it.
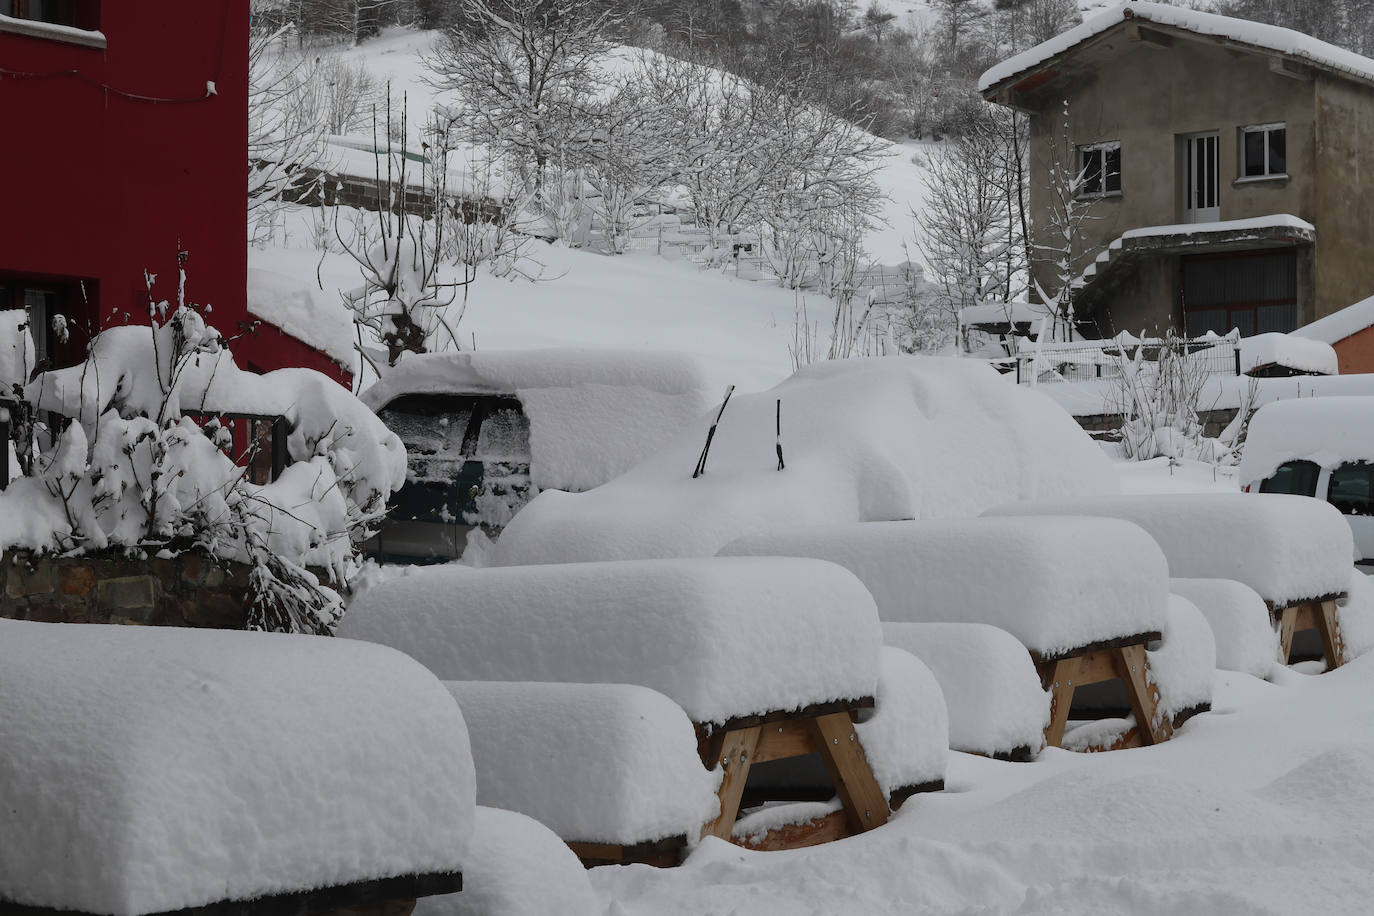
[567,837,685,869]
[753,720,818,764]
[1278,604,1298,664]
[700,726,762,841]
[808,712,890,833]
[1291,602,1319,633]
[1071,649,1119,686]
[1317,599,1348,670]
[1114,644,1171,745]
[733,809,851,852]
[693,697,874,766]
[1041,656,1079,748]
[1031,631,1162,665]
[0,875,462,916]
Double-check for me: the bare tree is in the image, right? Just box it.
[336,96,469,368]
[248,25,329,242]
[918,110,1023,341]
[424,0,626,213]
[1032,100,1099,341]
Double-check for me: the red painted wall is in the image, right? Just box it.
[0,2,349,386]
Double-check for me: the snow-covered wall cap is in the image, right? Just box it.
[979,1,1374,94]
[985,493,1355,605]
[1119,214,1315,241]
[1239,395,1374,484]
[0,620,474,915]
[1293,295,1374,346]
[720,517,1170,658]
[362,349,718,492]
[339,556,883,725]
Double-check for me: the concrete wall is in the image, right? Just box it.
[1024,29,1328,327]
[1314,76,1374,320]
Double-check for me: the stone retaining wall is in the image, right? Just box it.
[0,550,255,628]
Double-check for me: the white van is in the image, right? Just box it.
[1239,396,1374,570]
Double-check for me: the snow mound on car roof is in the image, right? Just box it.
[363,349,716,492]
[492,356,1118,565]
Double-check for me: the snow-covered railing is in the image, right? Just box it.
[1009,331,1241,385]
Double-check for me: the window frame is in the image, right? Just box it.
[1,0,103,46]
[1077,140,1122,198]
[1238,122,1288,182]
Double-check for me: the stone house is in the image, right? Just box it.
[980,1,1374,339]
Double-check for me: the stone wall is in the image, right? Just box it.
[0,550,256,628]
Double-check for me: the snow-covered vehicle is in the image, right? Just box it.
[1238,396,1374,570]
[360,350,716,563]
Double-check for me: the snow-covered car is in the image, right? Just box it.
[361,349,716,563]
[1239,396,1374,570]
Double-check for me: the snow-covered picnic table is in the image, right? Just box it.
[340,557,948,862]
[987,493,1356,669]
[0,620,474,915]
[722,516,1211,752]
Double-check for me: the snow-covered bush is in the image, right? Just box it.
[1111,331,1234,463]
[9,272,406,633]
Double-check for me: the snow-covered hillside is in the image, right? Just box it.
[252,28,936,392]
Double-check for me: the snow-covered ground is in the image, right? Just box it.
[590,657,1374,914]
[69,9,1374,915]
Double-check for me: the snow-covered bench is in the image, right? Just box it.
[0,619,474,916]
[720,517,1199,751]
[986,494,1356,669]
[1171,579,1280,678]
[882,622,1050,760]
[340,557,941,863]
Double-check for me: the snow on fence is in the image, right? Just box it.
[1009,332,1243,385]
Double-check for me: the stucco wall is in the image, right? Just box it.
[1024,30,1323,326]
[1314,76,1374,320]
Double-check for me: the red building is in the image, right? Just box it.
[0,1,348,383]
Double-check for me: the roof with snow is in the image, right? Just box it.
[980,1,1374,97]
[1293,295,1374,346]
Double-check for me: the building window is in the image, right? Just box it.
[5,0,98,30]
[1241,123,1287,178]
[1078,141,1121,196]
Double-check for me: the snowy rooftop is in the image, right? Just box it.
[980,2,1374,93]
[1294,295,1374,346]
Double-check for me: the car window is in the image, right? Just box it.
[1259,459,1320,497]
[1328,462,1374,517]
[475,400,531,461]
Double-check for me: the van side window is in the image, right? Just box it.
[1327,462,1374,517]
[1259,460,1320,497]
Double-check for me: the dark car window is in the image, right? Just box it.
[1260,459,1321,497]
[1328,462,1374,517]
[476,404,532,460]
